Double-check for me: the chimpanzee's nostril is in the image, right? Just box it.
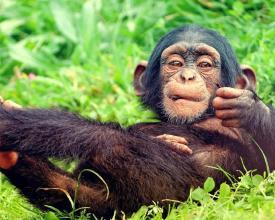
[180,72,196,81]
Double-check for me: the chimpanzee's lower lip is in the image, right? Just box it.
[168,95,203,102]
[170,95,182,101]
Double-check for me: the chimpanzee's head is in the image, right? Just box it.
[134,25,256,124]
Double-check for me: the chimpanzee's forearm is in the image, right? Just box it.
[244,102,275,165]
[0,107,128,159]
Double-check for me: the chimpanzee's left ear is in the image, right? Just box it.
[133,60,148,96]
[235,64,256,91]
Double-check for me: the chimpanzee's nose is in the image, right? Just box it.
[180,69,196,82]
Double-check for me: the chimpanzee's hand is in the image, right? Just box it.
[0,97,21,170]
[0,96,22,109]
[155,134,192,154]
[0,151,19,170]
[212,87,269,128]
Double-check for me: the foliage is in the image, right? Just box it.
[130,173,275,220]
[0,0,274,219]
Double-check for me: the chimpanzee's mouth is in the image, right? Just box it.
[168,94,203,102]
[169,95,182,101]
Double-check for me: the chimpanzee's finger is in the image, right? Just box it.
[212,97,246,110]
[216,87,244,99]
[170,143,193,155]
[3,100,22,109]
[156,134,188,144]
[154,134,192,154]
[215,109,240,119]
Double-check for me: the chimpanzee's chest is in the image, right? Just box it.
[129,121,255,162]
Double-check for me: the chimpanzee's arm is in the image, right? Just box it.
[0,107,131,159]
[0,99,193,156]
[0,155,112,217]
[213,88,275,166]
[0,106,201,185]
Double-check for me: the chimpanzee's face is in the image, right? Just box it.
[160,42,221,123]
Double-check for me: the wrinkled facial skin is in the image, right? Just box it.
[160,42,221,124]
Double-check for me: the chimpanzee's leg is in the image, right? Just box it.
[0,153,115,218]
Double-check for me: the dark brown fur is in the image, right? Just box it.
[0,107,271,217]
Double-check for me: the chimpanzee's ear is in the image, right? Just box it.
[235,64,256,91]
[133,60,148,96]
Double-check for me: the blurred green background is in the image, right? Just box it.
[0,0,275,219]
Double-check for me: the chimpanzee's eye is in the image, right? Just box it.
[198,62,212,68]
[196,55,214,72]
[168,60,183,67]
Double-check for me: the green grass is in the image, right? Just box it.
[0,0,274,219]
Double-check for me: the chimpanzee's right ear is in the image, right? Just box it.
[133,60,148,96]
[235,64,257,91]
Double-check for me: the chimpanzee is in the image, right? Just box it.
[0,25,274,218]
